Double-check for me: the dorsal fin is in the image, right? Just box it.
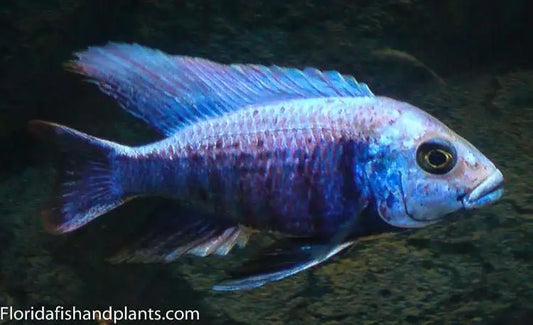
[67,43,374,136]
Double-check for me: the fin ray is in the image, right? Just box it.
[110,203,251,263]
[69,43,373,136]
[28,120,129,233]
[212,239,354,291]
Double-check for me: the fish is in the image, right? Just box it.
[29,43,504,291]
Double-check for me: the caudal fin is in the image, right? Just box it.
[29,120,129,233]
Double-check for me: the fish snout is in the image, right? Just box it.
[462,169,504,209]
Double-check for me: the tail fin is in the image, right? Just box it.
[29,120,129,233]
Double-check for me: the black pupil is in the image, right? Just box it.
[416,139,456,174]
[428,150,447,166]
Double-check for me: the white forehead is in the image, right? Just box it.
[396,110,427,137]
[374,103,430,149]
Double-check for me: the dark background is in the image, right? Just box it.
[0,1,532,324]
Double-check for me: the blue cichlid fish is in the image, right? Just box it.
[30,43,504,291]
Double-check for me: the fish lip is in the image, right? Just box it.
[462,170,504,209]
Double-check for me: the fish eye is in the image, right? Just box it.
[416,139,457,174]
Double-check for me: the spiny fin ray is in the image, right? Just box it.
[110,203,251,263]
[67,43,373,136]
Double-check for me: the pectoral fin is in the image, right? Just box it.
[214,204,370,291]
[212,238,354,291]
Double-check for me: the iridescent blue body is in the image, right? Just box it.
[116,97,386,237]
[30,43,504,291]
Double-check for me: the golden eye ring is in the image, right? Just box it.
[416,139,457,174]
[424,148,453,168]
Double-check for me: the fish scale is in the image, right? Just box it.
[119,98,375,236]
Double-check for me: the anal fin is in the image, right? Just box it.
[110,203,250,263]
[212,238,354,291]
[187,225,250,257]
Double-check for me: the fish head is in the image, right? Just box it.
[367,98,504,228]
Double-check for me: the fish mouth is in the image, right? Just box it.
[462,170,504,209]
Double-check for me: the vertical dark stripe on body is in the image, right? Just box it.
[307,138,364,238]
